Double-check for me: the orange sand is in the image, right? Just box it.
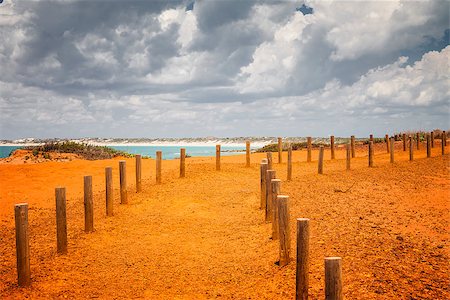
[0,141,449,299]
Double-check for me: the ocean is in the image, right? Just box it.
[0,146,21,158]
[0,145,247,159]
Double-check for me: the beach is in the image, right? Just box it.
[0,141,449,299]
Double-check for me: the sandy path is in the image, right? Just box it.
[1,141,449,299]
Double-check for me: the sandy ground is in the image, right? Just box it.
[0,141,449,299]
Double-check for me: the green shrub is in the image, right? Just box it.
[25,142,133,160]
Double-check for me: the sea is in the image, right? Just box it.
[0,145,247,160]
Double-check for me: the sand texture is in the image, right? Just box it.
[1,141,449,299]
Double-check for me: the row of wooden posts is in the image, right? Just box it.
[259,131,447,299]
[260,157,342,300]
[13,132,446,290]
[13,142,253,287]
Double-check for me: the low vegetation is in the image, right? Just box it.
[24,141,134,160]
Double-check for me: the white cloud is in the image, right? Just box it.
[0,0,448,139]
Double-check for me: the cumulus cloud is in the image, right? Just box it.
[0,0,448,139]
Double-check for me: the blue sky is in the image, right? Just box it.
[0,0,449,139]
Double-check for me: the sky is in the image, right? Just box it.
[0,0,449,139]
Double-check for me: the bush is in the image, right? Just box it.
[256,142,321,152]
[25,141,133,160]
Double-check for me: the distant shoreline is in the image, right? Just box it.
[0,141,269,148]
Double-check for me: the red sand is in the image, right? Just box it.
[0,141,449,299]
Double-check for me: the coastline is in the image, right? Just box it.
[0,141,271,148]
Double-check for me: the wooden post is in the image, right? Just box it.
[278,137,283,163]
[402,133,406,151]
[287,145,292,181]
[416,132,420,150]
[330,136,335,160]
[55,187,67,254]
[368,141,374,167]
[307,137,312,162]
[267,152,273,170]
[119,161,128,203]
[443,131,447,147]
[409,136,413,161]
[431,131,435,148]
[260,160,268,210]
[246,141,250,167]
[442,132,446,155]
[277,195,290,267]
[350,135,355,158]
[385,134,389,153]
[216,145,221,171]
[105,167,113,216]
[346,143,350,171]
[370,134,373,143]
[84,175,94,232]
[426,133,431,158]
[296,218,310,300]
[15,203,31,287]
[318,146,324,174]
[390,137,395,163]
[156,151,162,183]
[265,170,276,222]
[325,257,343,300]
[180,148,186,178]
[271,179,281,240]
[135,154,142,192]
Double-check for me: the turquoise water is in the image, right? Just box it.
[0,145,246,159]
[0,146,22,158]
[109,145,245,159]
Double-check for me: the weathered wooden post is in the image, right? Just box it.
[265,170,276,222]
[368,141,374,167]
[426,133,431,158]
[271,179,281,240]
[119,161,128,203]
[278,137,283,163]
[416,132,420,150]
[246,141,251,167]
[55,187,67,254]
[442,131,446,155]
[307,137,312,162]
[267,152,273,170]
[287,145,292,181]
[277,195,290,267]
[84,175,94,232]
[135,154,142,192]
[105,167,113,216]
[402,133,406,151]
[346,143,350,171]
[370,134,373,143]
[431,131,435,148]
[215,145,221,171]
[296,218,310,300]
[180,148,186,178]
[409,136,414,161]
[330,135,335,160]
[390,138,395,163]
[443,131,447,147]
[350,135,355,158]
[15,203,31,287]
[325,257,343,300]
[385,134,390,153]
[260,159,268,210]
[318,146,324,174]
[156,151,162,183]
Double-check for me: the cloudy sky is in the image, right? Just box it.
[0,0,449,139]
